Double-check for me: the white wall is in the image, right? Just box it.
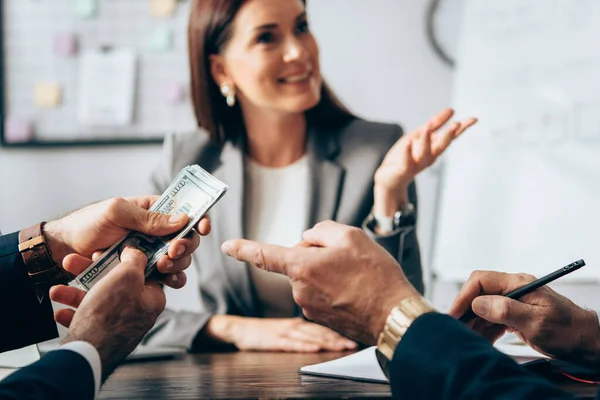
[0,0,453,307]
[310,0,453,283]
[0,146,161,232]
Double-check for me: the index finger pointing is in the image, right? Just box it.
[221,239,296,276]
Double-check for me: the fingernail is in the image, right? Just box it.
[221,242,232,255]
[346,340,357,348]
[472,298,489,316]
[165,259,174,269]
[169,214,186,224]
[176,245,186,257]
[169,274,179,284]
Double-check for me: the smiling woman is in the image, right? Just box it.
[187,0,353,145]
[144,0,476,354]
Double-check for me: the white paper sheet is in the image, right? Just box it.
[0,345,40,369]
[77,48,137,128]
[300,347,387,383]
[300,342,548,384]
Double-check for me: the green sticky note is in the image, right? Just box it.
[148,27,173,52]
[74,0,98,19]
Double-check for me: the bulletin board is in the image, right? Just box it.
[0,0,197,147]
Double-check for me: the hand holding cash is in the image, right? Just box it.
[46,195,203,290]
[72,165,227,291]
[49,165,226,329]
[57,247,168,381]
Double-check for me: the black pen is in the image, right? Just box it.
[459,259,586,323]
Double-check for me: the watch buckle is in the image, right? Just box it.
[18,235,46,252]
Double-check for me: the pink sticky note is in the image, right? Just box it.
[164,82,186,104]
[54,33,79,57]
[4,118,34,143]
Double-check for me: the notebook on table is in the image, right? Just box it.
[299,342,549,384]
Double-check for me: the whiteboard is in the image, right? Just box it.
[433,0,600,282]
[3,0,196,141]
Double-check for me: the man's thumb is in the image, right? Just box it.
[109,198,189,236]
[472,296,532,328]
[139,210,188,236]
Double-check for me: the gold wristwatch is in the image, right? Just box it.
[375,296,437,378]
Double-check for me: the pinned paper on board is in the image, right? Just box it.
[4,118,34,143]
[164,82,186,104]
[148,27,173,52]
[149,0,177,18]
[54,33,79,57]
[34,83,62,108]
[78,48,137,127]
[73,0,98,19]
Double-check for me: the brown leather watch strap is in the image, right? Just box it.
[18,222,72,287]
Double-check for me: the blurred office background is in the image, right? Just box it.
[1,0,599,312]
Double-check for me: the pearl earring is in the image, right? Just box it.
[220,83,236,107]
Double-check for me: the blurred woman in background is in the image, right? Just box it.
[144,0,476,352]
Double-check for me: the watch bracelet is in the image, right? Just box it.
[377,296,437,361]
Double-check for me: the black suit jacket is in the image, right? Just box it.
[0,349,95,400]
[0,232,95,400]
[391,313,594,399]
[0,232,57,352]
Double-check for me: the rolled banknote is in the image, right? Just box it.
[75,165,228,291]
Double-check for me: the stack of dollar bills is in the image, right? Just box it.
[75,165,228,291]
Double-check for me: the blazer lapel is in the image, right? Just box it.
[306,125,345,228]
[211,140,256,316]
[211,127,345,317]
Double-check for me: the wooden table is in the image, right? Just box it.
[99,351,597,399]
[99,351,388,399]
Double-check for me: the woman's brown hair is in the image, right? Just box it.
[187,0,355,144]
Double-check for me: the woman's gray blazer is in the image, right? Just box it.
[142,119,424,350]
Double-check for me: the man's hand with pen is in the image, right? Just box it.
[448,270,600,370]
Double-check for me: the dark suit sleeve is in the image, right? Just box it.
[390,313,576,400]
[0,232,58,353]
[0,349,95,400]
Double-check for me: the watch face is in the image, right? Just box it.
[401,202,415,216]
[396,203,416,228]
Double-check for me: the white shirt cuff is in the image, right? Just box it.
[58,341,102,398]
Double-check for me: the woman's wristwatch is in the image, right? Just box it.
[368,202,416,234]
[375,296,437,379]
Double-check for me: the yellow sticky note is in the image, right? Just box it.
[150,0,177,18]
[35,83,62,108]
